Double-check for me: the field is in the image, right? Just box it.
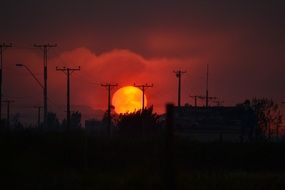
[1,130,285,190]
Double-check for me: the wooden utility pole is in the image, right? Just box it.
[34,106,43,128]
[189,95,198,107]
[34,43,57,128]
[0,43,12,126]
[134,83,153,110]
[173,70,186,107]
[101,83,118,138]
[56,66,80,131]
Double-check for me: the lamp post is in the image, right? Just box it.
[16,64,44,89]
[16,64,44,127]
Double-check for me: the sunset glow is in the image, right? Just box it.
[112,86,147,114]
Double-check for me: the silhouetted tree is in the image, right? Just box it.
[47,112,60,129]
[70,111,82,129]
[239,98,282,139]
[117,106,160,137]
[11,113,23,129]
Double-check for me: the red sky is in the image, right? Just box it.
[1,0,285,123]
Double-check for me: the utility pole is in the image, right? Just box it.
[212,100,224,107]
[189,95,198,107]
[101,83,118,138]
[34,43,57,128]
[134,83,153,110]
[195,95,218,107]
[0,43,12,126]
[3,100,14,128]
[206,64,209,108]
[56,66,80,131]
[34,106,43,128]
[173,70,186,107]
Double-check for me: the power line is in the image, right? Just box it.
[0,43,12,126]
[134,83,153,110]
[56,66,80,131]
[173,70,186,107]
[101,83,118,138]
[72,72,101,86]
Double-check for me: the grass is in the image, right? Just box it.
[1,130,285,189]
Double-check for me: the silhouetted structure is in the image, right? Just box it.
[0,43,12,127]
[173,70,186,107]
[101,83,118,138]
[56,66,80,131]
[134,83,153,110]
[173,106,256,142]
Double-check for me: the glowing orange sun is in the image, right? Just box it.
[112,86,147,114]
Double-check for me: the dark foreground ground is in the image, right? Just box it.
[1,130,285,190]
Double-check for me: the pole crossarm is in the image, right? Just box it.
[134,83,153,110]
[173,70,187,77]
[34,44,57,50]
[101,83,118,88]
[56,66,81,74]
[191,95,218,107]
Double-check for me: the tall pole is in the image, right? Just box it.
[0,43,12,126]
[173,70,186,107]
[196,95,217,107]
[190,95,198,107]
[206,64,209,108]
[101,83,118,138]
[34,106,43,128]
[134,83,153,110]
[3,100,14,128]
[34,43,57,128]
[56,66,80,131]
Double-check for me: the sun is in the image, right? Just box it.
[112,86,147,114]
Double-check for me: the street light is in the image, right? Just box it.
[16,64,44,89]
[16,64,44,128]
